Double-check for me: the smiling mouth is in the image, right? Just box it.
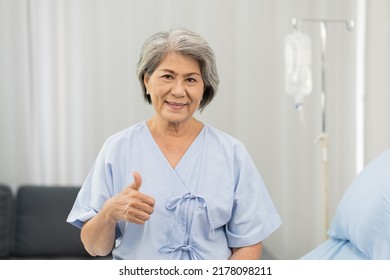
[166,101,187,109]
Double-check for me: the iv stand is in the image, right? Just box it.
[292,18,354,240]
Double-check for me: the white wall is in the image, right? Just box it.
[364,0,390,163]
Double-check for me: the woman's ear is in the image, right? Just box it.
[143,74,149,91]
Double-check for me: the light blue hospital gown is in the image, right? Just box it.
[67,121,282,260]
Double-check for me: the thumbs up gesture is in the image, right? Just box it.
[120,172,155,224]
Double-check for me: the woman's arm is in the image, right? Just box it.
[80,205,118,256]
[80,172,155,256]
[229,242,263,260]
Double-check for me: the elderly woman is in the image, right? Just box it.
[67,28,282,260]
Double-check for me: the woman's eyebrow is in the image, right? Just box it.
[184,72,202,77]
[158,69,201,77]
[159,69,175,74]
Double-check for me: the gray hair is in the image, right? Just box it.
[136,28,219,111]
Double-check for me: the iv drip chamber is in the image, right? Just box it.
[284,31,313,108]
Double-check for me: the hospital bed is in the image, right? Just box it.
[301,149,390,260]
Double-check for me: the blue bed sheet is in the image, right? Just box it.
[300,238,368,260]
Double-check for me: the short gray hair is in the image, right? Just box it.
[136,28,219,111]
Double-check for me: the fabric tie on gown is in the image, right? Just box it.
[159,192,214,260]
[159,244,204,260]
[165,192,214,231]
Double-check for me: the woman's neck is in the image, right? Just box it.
[146,116,204,168]
[147,116,203,139]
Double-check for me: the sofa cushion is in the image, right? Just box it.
[13,186,90,258]
[0,185,12,257]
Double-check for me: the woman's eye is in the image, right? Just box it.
[162,74,173,79]
[186,77,196,83]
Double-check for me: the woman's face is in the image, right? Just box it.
[144,53,204,125]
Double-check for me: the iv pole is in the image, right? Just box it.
[291,18,354,240]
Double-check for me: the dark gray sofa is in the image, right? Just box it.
[0,184,110,259]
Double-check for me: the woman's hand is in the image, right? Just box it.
[104,172,155,224]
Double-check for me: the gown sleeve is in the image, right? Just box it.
[226,143,282,248]
[66,140,114,229]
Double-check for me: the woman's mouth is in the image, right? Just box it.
[166,101,186,110]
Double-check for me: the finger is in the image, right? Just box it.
[130,171,142,191]
[129,172,155,207]
[140,202,154,215]
[125,200,154,215]
[140,195,155,208]
[128,215,147,225]
[124,206,152,222]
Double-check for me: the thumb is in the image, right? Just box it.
[130,171,142,191]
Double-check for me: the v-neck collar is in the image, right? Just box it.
[142,120,206,172]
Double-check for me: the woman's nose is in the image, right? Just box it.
[171,80,185,97]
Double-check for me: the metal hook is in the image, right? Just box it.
[292,18,302,32]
